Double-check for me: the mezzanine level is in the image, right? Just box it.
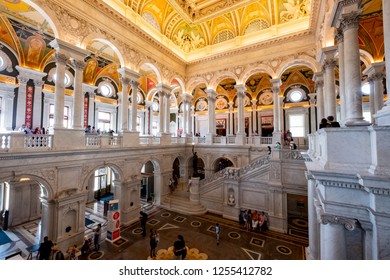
[0,131,276,153]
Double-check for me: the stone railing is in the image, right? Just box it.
[0,132,275,153]
[0,133,53,152]
[200,155,270,186]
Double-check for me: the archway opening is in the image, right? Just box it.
[140,161,155,205]
[213,157,234,173]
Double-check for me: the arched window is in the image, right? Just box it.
[244,19,270,35]
[98,80,115,98]
[142,12,160,32]
[213,30,234,44]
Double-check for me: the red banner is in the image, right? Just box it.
[84,96,89,128]
[25,85,34,129]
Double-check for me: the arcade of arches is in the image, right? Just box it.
[0,0,390,260]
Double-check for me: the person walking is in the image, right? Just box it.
[93,223,102,251]
[173,235,187,260]
[37,236,54,260]
[214,223,221,245]
[140,211,148,237]
[149,229,158,258]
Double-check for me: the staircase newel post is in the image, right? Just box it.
[189,177,200,204]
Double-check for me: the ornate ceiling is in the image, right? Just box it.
[0,0,384,64]
[121,0,312,55]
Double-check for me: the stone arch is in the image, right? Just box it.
[136,61,162,84]
[170,76,186,94]
[186,153,205,179]
[209,71,238,89]
[81,162,124,192]
[359,49,374,67]
[276,57,319,78]
[80,37,125,68]
[0,173,54,200]
[138,158,162,174]
[211,156,235,173]
[24,0,60,38]
[186,77,208,94]
[240,65,275,84]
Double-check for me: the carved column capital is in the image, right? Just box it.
[54,52,69,65]
[70,58,86,70]
[340,10,362,31]
[320,213,357,231]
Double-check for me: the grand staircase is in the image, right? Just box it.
[160,184,207,215]
[160,154,271,215]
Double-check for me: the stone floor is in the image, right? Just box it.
[0,194,308,260]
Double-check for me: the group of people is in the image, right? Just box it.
[37,236,78,260]
[319,115,341,129]
[18,124,47,135]
[239,209,269,232]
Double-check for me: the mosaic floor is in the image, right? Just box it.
[0,201,308,260]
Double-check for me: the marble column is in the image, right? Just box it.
[40,198,56,242]
[144,100,153,135]
[341,11,369,126]
[228,101,234,135]
[320,46,338,119]
[279,96,284,133]
[130,80,140,132]
[306,176,319,259]
[309,93,317,132]
[205,89,217,138]
[320,214,357,260]
[251,100,258,134]
[70,59,86,129]
[363,62,385,124]
[15,66,47,130]
[117,68,140,133]
[15,70,28,128]
[156,83,171,136]
[234,84,246,136]
[86,90,96,128]
[52,53,68,129]
[189,105,194,136]
[313,72,324,122]
[383,0,390,108]
[32,79,45,129]
[0,84,16,131]
[181,94,188,135]
[118,76,130,132]
[371,0,390,124]
[271,79,282,144]
[164,92,171,134]
[336,29,346,125]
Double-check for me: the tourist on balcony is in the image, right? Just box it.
[85,125,91,133]
[319,118,329,129]
[33,127,41,134]
[327,116,340,127]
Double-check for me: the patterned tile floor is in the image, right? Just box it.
[0,200,308,260]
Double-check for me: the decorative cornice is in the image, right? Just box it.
[187,30,313,65]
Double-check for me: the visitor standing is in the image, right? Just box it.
[93,223,102,251]
[140,211,148,237]
[37,236,54,260]
[149,229,158,258]
[214,223,221,245]
[173,235,187,260]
